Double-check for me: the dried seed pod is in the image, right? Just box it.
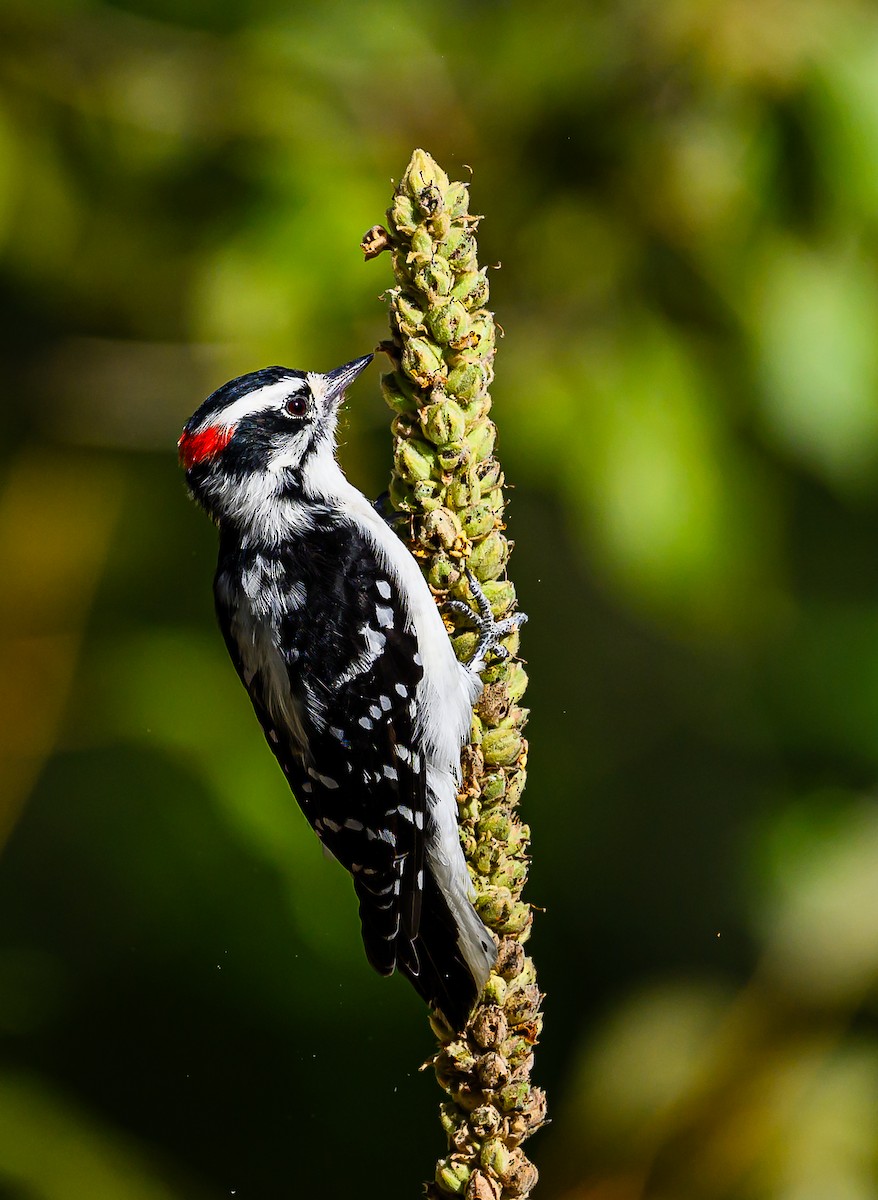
[466,1171,501,1200]
[419,506,464,551]
[470,1005,509,1050]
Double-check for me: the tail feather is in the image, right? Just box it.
[356,864,496,1032]
[398,872,496,1033]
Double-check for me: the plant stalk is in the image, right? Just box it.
[362,149,546,1200]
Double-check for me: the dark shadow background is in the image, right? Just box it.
[3,1,878,1197]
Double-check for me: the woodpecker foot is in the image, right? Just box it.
[446,569,527,674]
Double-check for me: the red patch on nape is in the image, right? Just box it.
[178,424,234,469]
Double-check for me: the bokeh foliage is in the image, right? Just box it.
[2,0,878,1196]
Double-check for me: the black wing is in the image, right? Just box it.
[215,517,427,976]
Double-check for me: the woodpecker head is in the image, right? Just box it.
[178,354,372,526]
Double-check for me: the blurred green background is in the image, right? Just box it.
[3,0,878,1196]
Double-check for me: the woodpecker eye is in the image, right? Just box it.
[285,394,308,418]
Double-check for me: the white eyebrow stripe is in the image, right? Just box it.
[201,378,307,431]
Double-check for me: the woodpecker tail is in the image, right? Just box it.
[397,871,496,1033]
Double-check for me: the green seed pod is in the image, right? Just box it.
[475,886,513,926]
[470,712,484,746]
[446,469,482,510]
[436,1157,470,1195]
[451,629,478,663]
[478,811,511,841]
[468,530,508,581]
[404,148,451,198]
[468,309,495,347]
[420,398,467,446]
[402,337,445,385]
[516,955,538,990]
[480,772,506,803]
[481,487,504,517]
[434,224,467,261]
[449,231,477,271]
[482,973,508,1007]
[431,211,452,239]
[459,793,480,824]
[446,1038,478,1071]
[411,479,445,511]
[492,856,528,891]
[479,1138,510,1178]
[394,436,436,483]
[440,1102,464,1140]
[386,364,422,400]
[427,553,460,592]
[496,1082,530,1114]
[414,258,454,296]
[389,192,416,234]
[388,476,415,511]
[462,501,497,541]
[445,180,470,218]
[393,293,426,333]
[506,819,529,854]
[437,442,467,473]
[472,841,493,876]
[447,362,487,403]
[460,394,492,426]
[451,269,489,308]
[497,705,526,734]
[480,579,516,618]
[381,372,419,415]
[504,1033,536,1072]
[498,902,532,937]
[499,628,522,660]
[409,224,434,264]
[482,726,522,766]
[475,458,502,491]
[427,299,470,346]
[464,419,497,462]
[505,768,527,807]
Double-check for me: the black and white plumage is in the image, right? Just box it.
[178,355,524,1031]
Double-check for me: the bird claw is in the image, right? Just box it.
[449,568,527,674]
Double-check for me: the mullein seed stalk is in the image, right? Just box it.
[363,149,545,1200]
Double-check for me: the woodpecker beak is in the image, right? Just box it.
[323,354,373,406]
